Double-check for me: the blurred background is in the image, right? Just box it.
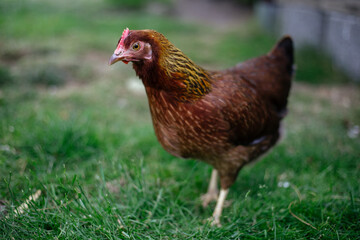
[1,0,359,87]
[0,0,359,238]
[1,0,358,146]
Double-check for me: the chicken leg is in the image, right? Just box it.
[210,188,229,227]
[201,169,219,207]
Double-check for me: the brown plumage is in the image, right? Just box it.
[109,29,294,226]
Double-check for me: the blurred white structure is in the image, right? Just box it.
[256,0,360,82]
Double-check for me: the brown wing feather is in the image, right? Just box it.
[203,75,271,146]
[205,37,293,146]
[228,36,293,115]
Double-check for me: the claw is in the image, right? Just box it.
[201,191,218,207]
[207,216,222,227]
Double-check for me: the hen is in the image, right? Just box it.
[109,28,293,226]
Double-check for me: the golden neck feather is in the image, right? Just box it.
[157,38,212,102]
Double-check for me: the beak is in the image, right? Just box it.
[109,53,124,65]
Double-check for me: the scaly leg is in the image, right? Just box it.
[210,188,229,227]
[201,169,218,207]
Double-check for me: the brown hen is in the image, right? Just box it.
[109,28,294,226]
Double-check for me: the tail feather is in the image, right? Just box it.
[271,36,294,75]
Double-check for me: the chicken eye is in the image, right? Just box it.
[132,42,140,51]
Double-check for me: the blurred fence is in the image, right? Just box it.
[256,0,360,82]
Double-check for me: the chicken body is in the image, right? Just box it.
[110,29,293,226]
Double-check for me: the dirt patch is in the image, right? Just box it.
[147,0,252,28]
[172,0,252,28]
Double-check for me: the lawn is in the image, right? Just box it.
[0,0,359,239]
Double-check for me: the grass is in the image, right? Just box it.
[1,0,359,239]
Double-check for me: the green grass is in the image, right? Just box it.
[1,0,359,239]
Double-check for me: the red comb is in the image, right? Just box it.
[114,28,130,54]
